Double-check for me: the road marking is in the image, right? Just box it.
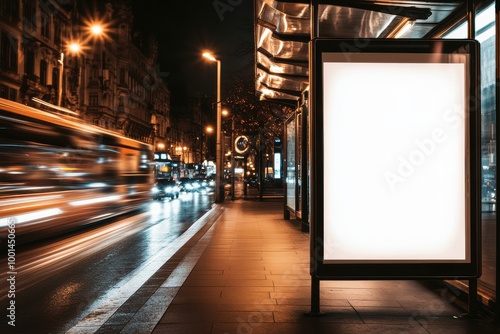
[66,205,221,334]
[120,213,217,333]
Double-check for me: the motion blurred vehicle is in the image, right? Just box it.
[178,177,214,193]
[206,176,216,188]
[178,177,198,192]
[0,98,153,244]
[152,179,180,200]
[196,177,215,194]
[194,178,209,194]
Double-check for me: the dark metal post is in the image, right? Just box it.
[467,0,476,40]
[231,117,235,200]
[308,0,321,316]
[215,59,224,203]
[310,276,321,314]
[301,103,309,232]
[243,155,248,198]
[468,278,479,316]
[495,0,500,323]
[259,131,264,201]
[465,0,480,319]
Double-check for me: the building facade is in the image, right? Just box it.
[0,0,171,148]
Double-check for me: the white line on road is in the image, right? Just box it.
[65,205,221,334]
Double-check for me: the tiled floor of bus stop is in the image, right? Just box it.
[91,198,498,334]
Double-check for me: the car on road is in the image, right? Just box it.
[178,177,199,192]
[152,179,180,200]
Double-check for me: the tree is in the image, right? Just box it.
[222,70,294,141]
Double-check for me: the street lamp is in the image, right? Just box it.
[57,52,64,106]
[203,51,224,203]
[222,110,236,200]
[57,23,105,106]
[204,125,214,174]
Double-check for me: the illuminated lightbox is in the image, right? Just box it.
[311,39,480,279]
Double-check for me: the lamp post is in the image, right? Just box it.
[222,109,236,200]
[57,42,80,106]
[57,52,64,106]
[230,115,235,200]
[204,125,214,175]
[57,23,105,107]
[203,51,224,203]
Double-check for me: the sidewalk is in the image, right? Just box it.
[94,198,498,334]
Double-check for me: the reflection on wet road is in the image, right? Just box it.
[0,191,213,334]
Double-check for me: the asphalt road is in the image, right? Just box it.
[0,191,214,334]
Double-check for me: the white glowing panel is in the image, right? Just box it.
[323,53,469,263]
[274,152,281,179]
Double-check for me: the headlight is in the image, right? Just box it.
[152,187,159,193]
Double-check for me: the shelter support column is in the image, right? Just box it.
[495,0,500,323]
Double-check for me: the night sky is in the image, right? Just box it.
[129,0,255,102]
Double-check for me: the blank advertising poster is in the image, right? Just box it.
[312,39,480,278]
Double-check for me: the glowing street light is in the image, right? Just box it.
[57,22,105,106]
[90,24,103,36]
[68,42,82,53]
[203,51,224,203]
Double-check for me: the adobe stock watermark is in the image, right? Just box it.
[6,217,18,327]
[384,128,447,191]
[213,0,245,22]
[384,104,464,192]
[402,282,462,333]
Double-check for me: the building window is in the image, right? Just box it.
[0,84,17,101]
[40,59,47,85]
[52,67,59,90]
[118,24,127,43]
[91,65,99,81]
[23,0,37,31]
[89,93,98,106]
[40,10,50,40]
[25,49,34,76]
[0,31,18,72]
[119,68,126,85]
[0,84,8,99]
[0,0,19,23]
[54,18,61,46]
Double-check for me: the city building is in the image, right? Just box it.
[0,0,171,148]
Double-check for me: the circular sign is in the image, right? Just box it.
[235,135,249,154]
